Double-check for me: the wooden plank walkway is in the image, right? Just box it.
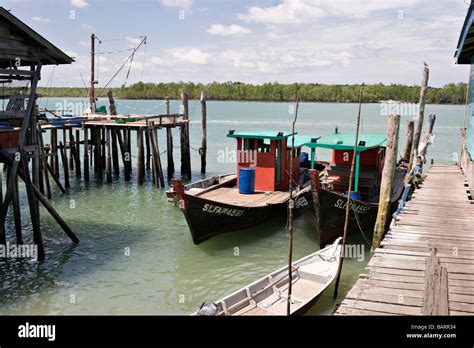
[335,165,474,316]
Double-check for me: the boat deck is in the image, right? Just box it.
[335,165,474,315]
[197,186,308,207]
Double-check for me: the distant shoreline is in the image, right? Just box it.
[35,81,467,105]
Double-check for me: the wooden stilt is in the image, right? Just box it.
[59,141,70,189]
[180,91,191,179]
[63,129,69,176]
[105,127,112,183]
[165,97,174,178]
[111,128,119,176]
[84,127,89,182]
[137,128,144,185]
[75,129,81,178]
[372,114,401,249]
[51,128,59,177]
[10,168,23,244]
[46,162,66,193]
[150,122,165,188]
[145,130,151,171]
[200,91,207,174]
[37,125,52,199]
[68,128,74,171]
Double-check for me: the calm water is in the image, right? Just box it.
[0,99,464,315]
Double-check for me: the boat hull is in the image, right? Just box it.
[317,189,398,248]
[180,188,313,244]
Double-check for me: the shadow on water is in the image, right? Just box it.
[0,217,149,312]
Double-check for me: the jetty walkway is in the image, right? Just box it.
[336,165,474,315]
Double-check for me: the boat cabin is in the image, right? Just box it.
[304,132,387,201]
[227,130,317,192]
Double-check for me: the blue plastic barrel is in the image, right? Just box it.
[346,191,361,201]
[300,152,309,164]
[239,168,255,194]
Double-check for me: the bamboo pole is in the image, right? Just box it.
[286,95,299,316]
[372,114,401,249]
[409,63,429,169]
[402,120,414,163]
[334,84,364,299]
[200,91,207,174]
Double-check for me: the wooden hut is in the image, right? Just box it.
[0,7,78,260]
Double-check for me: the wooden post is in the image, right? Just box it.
[105,128,112,183]
[68,128,74,171]
[107,89,117,115]
[63,129,69,176]
[402,120,414,162]
[409,63,429,168]
[165,97,175,178]
[418,113,436,163]
[334,84,364,298]
[308,169,321,236]
[51,128,59,177]
[145,130,151,171]
[84,127,90,182]
[150,122,165,188]
[90,33,96,112]
[200,91,207,174]
[59,141,70,189]
[37,124,52,199]
[137,128,144,185]
[372,114,401,249]
[111,128,119,176]
[122,129,131,181]
[10,168,22,244]
[180,91,191,179]
[75,129,81,178]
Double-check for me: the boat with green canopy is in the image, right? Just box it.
[301,131,407,247]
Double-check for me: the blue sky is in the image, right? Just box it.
[1,0,472,87]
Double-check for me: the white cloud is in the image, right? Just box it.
[150,56,165,65]
[81,23,94,31]
[31,16,53,23]
[126,37,142,47]
[238,0,325,24]
[207,24,252,37]
[160,0,192,9]
[171,48,210,64]
[71,0,89,9]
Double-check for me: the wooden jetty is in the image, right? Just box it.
[335,164,474,315]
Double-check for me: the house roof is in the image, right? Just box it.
[0,7,73,67]
[287,134,321,148]
[303,132,387,152]
[454,1,474,64]
[227,130,295,140]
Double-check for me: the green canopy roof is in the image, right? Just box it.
[287,135,320,148]
[227,130,295,140]
[304,132,386,152]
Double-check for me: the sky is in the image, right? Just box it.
[1,0,472,88]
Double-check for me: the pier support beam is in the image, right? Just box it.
[372,114,401,249]
[165,97,175,179]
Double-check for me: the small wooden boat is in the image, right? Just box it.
[194,237,342,316]
[165,173,236,202]
[171,130,319,244]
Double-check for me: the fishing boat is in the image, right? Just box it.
[303,131,407,247]
[194,237,342,316]
[171,130,320,244]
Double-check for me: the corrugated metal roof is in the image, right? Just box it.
[227,130,295,140]
[303,132,386,152]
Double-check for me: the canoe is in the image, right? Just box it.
[194,237,342,316]
[165,173,236,202]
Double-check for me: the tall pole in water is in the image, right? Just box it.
[286,94,299,316]
[333,84,364,299]
[90,33,96,113]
